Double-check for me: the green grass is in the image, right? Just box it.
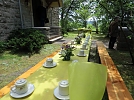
[64,31,78,39]
[0,44,61,89]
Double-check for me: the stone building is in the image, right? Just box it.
[0,0,62,41]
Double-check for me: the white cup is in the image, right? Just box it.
[86,36,90,39]
[59,80,69,96]
[11,79,28,95]
[71,40,74,45]
[46,58,53,66]
[79,50,85,56]
[85,38,89,41]
[82,44,87,49]
[84,41,88,45]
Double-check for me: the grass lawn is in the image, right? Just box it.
[64,31,78,39]
[0,44,61,89]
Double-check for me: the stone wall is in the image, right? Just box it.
[21,0,33,28]
[47,7,60,34]
[0,0,21,41]
[46,7,59,26]
[0,0,60,41]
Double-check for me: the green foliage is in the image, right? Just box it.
[61,28,68,35]
[99,18,110,34]
[94,0,134,33]
[75,35,82,44]
[60,43,74,61]
[87,24,95,30]
[7,28,49,54]
[0,41,6,53]
[60,0,92,35]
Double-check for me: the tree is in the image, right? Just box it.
[60,0,94,35]
[60,0,80,35]
[74,2,91,28]
[93,0,134,64]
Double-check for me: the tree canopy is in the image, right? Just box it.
[60,0,134,34]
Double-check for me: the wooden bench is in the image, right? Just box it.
[97,41,133,100]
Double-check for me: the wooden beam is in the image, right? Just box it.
[97,41,133,100]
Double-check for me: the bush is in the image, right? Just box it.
[7,28,49,54]
[0,41,7,53]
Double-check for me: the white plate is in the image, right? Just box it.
[43,62,57,68]
[10,84,34,98]
[54,87,70,100]
[59,52,62,55]
[77,54,87,57]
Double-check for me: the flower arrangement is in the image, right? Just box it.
[75,35,82,44]
[60,43,74,61]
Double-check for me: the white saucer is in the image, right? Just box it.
[59,52,62,55]
[10,84,34,98]
[43,62,57,68]
[77,54,87,57]
[54,87,70,100]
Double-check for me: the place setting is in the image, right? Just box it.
[10,78,35,98]
[70,40,75,45]
[80,43,88,50]
[43,58,57,68]
[77,49,87,57]
[54,80,70,100]
[83,40,89,45]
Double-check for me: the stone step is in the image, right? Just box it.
[49,36,63,43]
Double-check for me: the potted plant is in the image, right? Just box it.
[75,35,82,44]
[82,33,86,38]
[60,43,74,61]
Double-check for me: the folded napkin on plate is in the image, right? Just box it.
[69,62,107,100]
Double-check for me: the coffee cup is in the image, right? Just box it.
[71,40,74,45]
[79,50,85,56]
[84,41,88,45]
[46,58,53,66]
[11,78,28,95]
[86,35,90,39]
[82,44,87,49]
[85,38,89,41]
[59,80,69,96]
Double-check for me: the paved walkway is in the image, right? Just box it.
[53,38,73,44]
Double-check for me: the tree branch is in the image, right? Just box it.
[64,0,75,19]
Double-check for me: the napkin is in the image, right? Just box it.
[69,62,107,100]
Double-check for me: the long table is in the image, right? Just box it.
[0,38,91,100]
